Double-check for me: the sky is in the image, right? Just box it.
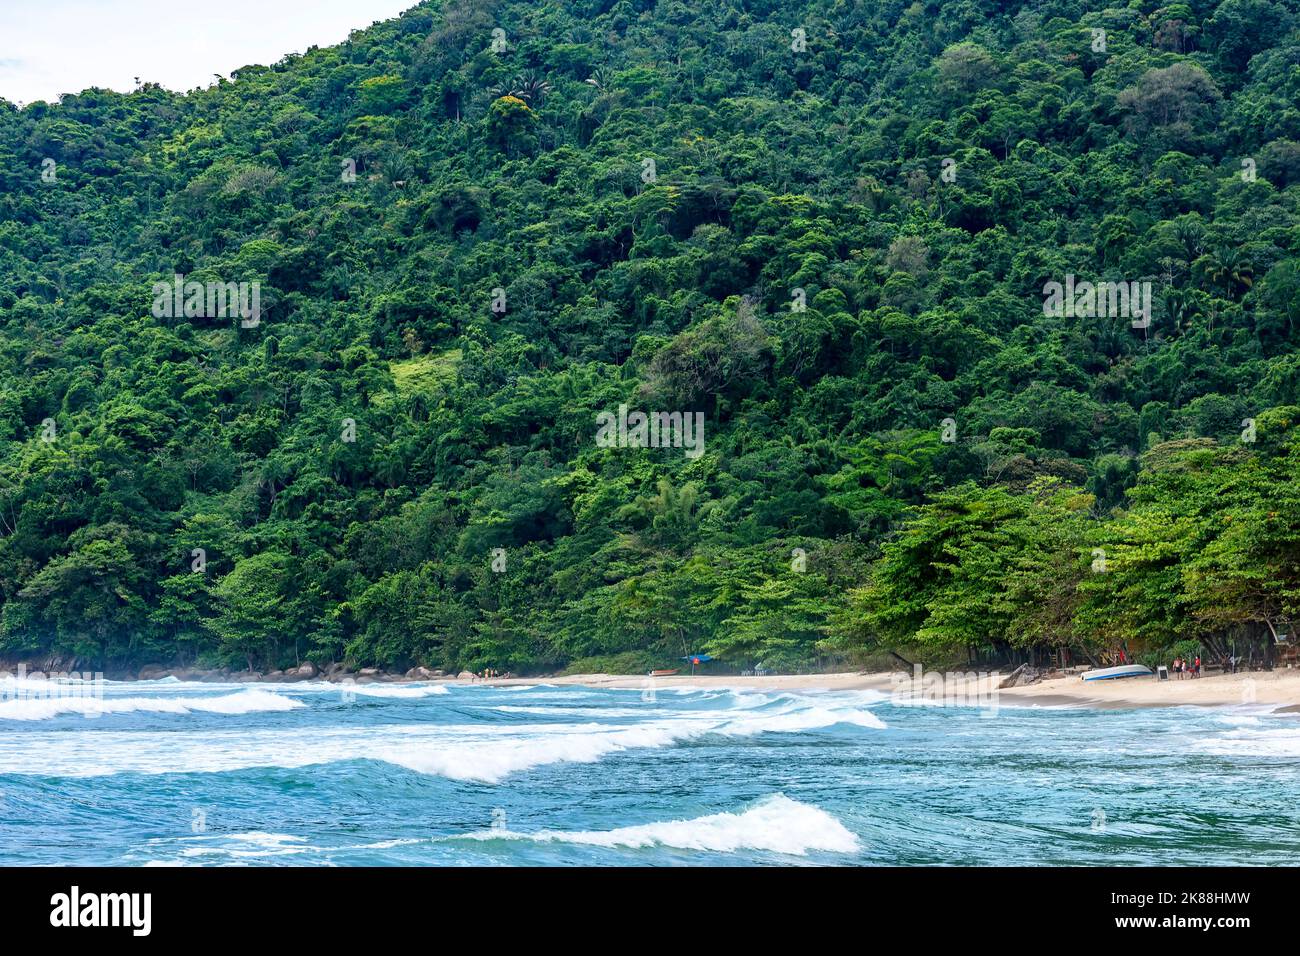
[0,0,417,105]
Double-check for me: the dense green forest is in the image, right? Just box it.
[1,0,1298,675]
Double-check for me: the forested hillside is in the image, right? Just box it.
[1,0,1299,674]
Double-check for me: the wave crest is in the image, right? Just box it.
[464,794,860,855]
[0,689,304,721]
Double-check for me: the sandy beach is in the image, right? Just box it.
[483,667,1300,712]
[16,660,1298,712]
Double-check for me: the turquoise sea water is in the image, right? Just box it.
[1,677,1298,866]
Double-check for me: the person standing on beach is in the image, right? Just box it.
[1172,657,1182,679]
[1193,655,1201,678]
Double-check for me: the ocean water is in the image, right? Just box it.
[1,676,1298,866]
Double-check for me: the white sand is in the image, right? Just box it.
[482,668,1300,711]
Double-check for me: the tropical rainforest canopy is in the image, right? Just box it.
[1,0,1299,674]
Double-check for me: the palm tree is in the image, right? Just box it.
[1162,286,1201,333]
[618,479,706,551]
[584,67,613,93]
[1173,218,1205,260]
[514,73,552,105]
[1194,249,1254,298]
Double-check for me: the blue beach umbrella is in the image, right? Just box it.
[681,653,713,674]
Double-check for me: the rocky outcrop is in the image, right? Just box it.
[999,665,1045,688]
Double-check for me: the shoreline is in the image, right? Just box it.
[6,660,1299,713]
[483,668,1300,713]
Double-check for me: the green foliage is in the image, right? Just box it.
[832,480,1091,657]
[2,0,1299,672]
[834,419,1300,664]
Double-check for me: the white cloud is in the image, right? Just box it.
[0,0,418,105]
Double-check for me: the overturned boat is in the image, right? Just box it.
[1080,664,1153,682]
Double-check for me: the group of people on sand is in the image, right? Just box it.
[1171,655,1201,679]
[478,668,509,680]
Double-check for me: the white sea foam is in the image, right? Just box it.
[349,837,426,851]
[0,688,303,721]
[382,700,886,782]
[1,692,886,780]
[346,684,450,699]
[168,832,313,860]
[464,794,860,855]
[1195,726,1300,757]
[1215,714,1263,727]
[0,674,102,691]
[488,705,679,718]
[715,704,886,735]
[381,721,689,781]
